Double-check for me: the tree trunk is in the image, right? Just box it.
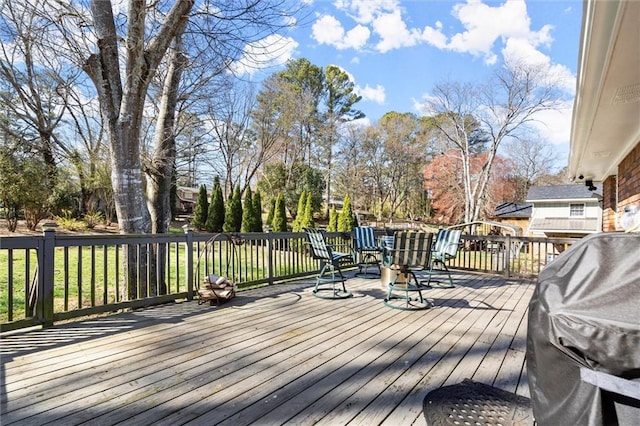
[145,25,187,295]
[85,0,194,298]
[146,26,187,235]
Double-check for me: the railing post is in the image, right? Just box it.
[40,223,57,327]
[504,234,511,278]
[267,231,274,285]
[183,225,194,300]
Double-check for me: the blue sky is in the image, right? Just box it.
[231,0,583,164]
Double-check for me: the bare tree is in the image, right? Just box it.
[335,113,428,223]
[333,124,370,211]
[427,61,565,223]
[145,20,188,235]
[503,136,558,200]
[0,0,83,189]
[355,124,388,220]
[377,112,427,221]
[204,81,259,197]
[144,2,305,232]
[81,1,194,235]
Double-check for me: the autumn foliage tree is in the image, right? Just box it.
[423,153,465,224]
[424,151,519,224]
[426,60,565,224]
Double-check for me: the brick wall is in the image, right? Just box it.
[614,142,640,230]
[602,175,617,232]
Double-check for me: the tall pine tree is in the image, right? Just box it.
[327,206,338,231]
[266,197,276,229]
[301,191,315,229]
[252,190,264,232]
[271,194,287,232]
[224,185,243,232]
[292,190,307,232]
[191,185,209,231]
[338,194,356,232]
[241,188,254,233]
[206,177,224,232]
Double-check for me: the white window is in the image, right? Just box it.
[569,203,585,217]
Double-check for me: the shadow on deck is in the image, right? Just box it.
[1,271,535,426]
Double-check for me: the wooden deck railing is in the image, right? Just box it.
[0,228,577,331]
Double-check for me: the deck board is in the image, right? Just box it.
[1,272,536,425]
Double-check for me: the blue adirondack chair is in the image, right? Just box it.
[305,228,353,299]
[353,226,383,278]
[420,228,462,288]
[382,230,434,310]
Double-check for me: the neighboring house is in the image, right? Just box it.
[175,186,204,214]
[492,202,532,234]
[526,184,602,238]
[568,0,639,232]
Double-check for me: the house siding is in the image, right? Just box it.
[528,200,601,236]
[530,201,600,219]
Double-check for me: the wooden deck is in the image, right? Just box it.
[1,271,535,425]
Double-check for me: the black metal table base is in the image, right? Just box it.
[423,379,533,425]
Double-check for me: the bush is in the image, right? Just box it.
[56,211,86,232]
[83,211,104,229]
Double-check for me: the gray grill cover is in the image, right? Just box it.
[527,232,640,425]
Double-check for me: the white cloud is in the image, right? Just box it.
[421,21,448,49]
[447,0,533,63]
[229,35,298,76]
[529,100,574,145]
[502,38,575,93]
[328,65,385,103]
[313,0,550,62]
[317,0,427,53]
[336,0,400,25]
[312,14,370,50]
[357,84,386,104]
[411,94,440,117]
[340,116,372,134]
[343,25,372,49]
[372,9,421,52]
[312,0,571,76]
[312,15,345,45]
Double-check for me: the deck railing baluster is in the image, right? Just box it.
[0,229,579,331]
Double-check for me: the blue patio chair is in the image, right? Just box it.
[420,229,462,288]
[353,226,383,278]
[382,230,434,310]
[305,228,353,299]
